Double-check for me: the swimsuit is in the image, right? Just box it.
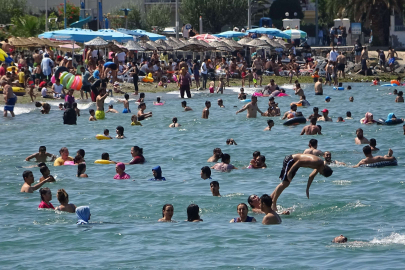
[95,110,105,119]
[114,173,131,179]
[122,108,131,113]
[209,87,214,93]
[38,201,55,209]
[233,216,254,222]
[4,94,17,112]
[389,57,395,65]
[279,155,296,182]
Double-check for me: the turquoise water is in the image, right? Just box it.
[1,83,405,269]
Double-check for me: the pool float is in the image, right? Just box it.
[55,66,69,80]
[376,118,404,125]
[66,75,75,89]
[62,73,73,88]
[240,99,251,103]
[75,77,83,91]
[71,76,82,90]
[252,92,263,97]
[382,84,398,87]
[283,116,307,126]
[6,66,17,72]
[154,103,164,106]
[277,93,289,97]
[94,159,115,164]
[359,160,397,167]
[391,80,400,86]
[59,71,69,81]
[290,102,302,107]
[0,87,26,96]
[142,77,154,83]
[333,87,344,90]
[96,134,112,140]
[64,161,75,165]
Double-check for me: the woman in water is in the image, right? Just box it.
[77,164,88,178]
[158,204,174,222]
[230,203,257,223]
[169,117,181,128]
[361,112,376,124]
[76,206,91,225]
[136,92,145,103]
[149,166,166,181]
[116,126,125,139]
[38,187,54,209]
[186,204,203,222]
[129,146,145,164]
[114,163,131,179]
[211,153,237,172]
[55,189,76,213]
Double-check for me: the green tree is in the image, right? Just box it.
[145,3,171,31]
[109,1,144,30]
[268,0,304,22]
[11,15,45,37]
[180,0,248,33]
[0,0,26,25]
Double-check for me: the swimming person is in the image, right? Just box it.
[218,99,225,108]
[149,166,166,181]
[323,151,346,165]
[260,194,281,225]
[169,117,181,128]
[271,154,333,211]
[207,148,222,162]
[211,153,237,172]
[38,187,54,209]
[385,113,404,124]
[264,119,274,131]
[181,101,193,111]
[308,107,321,120]
[355,128,369,144]
[76,206,91,225]
[114,163,131,179]
[369,138,379,151]
[236,96,264,118]
[158,204,174,222]
[210,181,221,196]
[25,146,57,162]
[230,203,256,223]
[77,164,88,178]
[153,96,165,105]
[137,103,152,120]
[361,112,376,124]
[303,139,323,156]
[106,104,119,113]
[200,166,212,180]
[20,170,53,193]
[116,126,125,139]
[118,93,131,113]
[346,111,353,120]
[226,139,237,145]
[186,204,203,222]
[89,109,97,121]
[54,147,74,166]
[202,101,211,119]
[353,147,396,167]
[129,146,145,164]
[247,194,264,213]
[332,235,348,243]
[39,165,55,182]
[318,109,332,122]
[54,189,76,213]
[301,118,322,135]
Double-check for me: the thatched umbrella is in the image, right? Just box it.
[208,41,234,52]
[154,39,173,51]
[259,36,283,48]
[138,41,156,51]
[168,37,185,48]
[237,37,253,46]
[246,39,272,48]
[147,40,165,51]
[124,40,145,51]
[180,39,211,52]
[84,37,108,47]
[222,39,243,50]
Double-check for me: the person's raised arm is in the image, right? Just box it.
[306,169,318,198]
[30,177,52,191]
[25,153,38,161]
[101,92,109,100]
[236,104,248,114]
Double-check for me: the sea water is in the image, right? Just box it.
[1,83,405,269]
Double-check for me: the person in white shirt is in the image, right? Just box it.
[52,79,66,98]
[329,47,338,63]
[41,87,51,98]
[201,58,208,90]
[182,24,189,39]
[117,51,126,64]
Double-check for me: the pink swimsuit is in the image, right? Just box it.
[38,201,54,209]
[114,173,131,179]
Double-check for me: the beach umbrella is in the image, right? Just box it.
[154,39,173,51]
[222,39,243,50]
[93,29,133,42]
[124,40,145,51]
[39,28,113,43]
[246,39,272,48]
[208,41,234,52]
[180,39,211,52]
[259,36,283,48]
[191,34,220,43]
[247,27,290,39]
[237,37,253,46]
[162,39,181,50]
[147,40,165,51]
[214,31,247,38]
[84,37,109,47]
[283,29,307,39]
[138,41,157,51]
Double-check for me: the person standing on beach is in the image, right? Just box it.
[236,96,264,118]
[387,47,398,73]
[2,81,16,117]
[336,52,346,78]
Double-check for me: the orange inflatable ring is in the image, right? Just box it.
[391,80,400,85]
[291,102,302,107]
[142,77,154,83]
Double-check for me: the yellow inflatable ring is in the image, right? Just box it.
[95,134,112,140]
[7,66,17,72]
[94,159,115,164]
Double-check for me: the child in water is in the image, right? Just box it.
[209,81,215,93]
[89,109,97,121]
[103,129,113,139]
[153,96,165,105]
[137,93,145,103]
[131,115,142,126]
[73,102,80,116]
[25,146,56,162]
[116,125,125,139]
[77,164,88,177]
[118,93,131,113]
[39,165,55,182]
[238,88,247,100]
[395,91,404,103]
[181,101,192,111]
[59,103,64,110]
[217,77,225,94]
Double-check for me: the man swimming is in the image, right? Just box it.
[181,101,192,111]
[20,170,53,193]
[207,148,222,162]
[271,154,333,211]
[323,151,346,165]
[217,99,225,108]
[260,194,282,225]
[95,83,108,119]
[353,146,396,167]
[202,101,211,119]
[210,181,221,197]
[369,138,379,151]
[264,119,274,131]
[318,109,332,122]
[308,107,321,120]
[303,139,323,156]
[236,96,264,118]
[300,117,322,135]
[282,104,297,120]
[355,128,369,144]
[106,104,118,113]
[25,146,56,162]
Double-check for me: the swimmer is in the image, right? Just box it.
[248,151,260,169]
[153,96,165,105]
[38,187,54,209]
[181,100,192,111]
[318,109,332,122]
[35,102,51,114]
[73,154,84,165]
[207,148,222,162]
[226,138,237,145]
[25,146,56,162]
[137,102,152,120]
[89,109,97,121]
[131,115,142,126]
[369,138,379,151]
[314,78,323,95]
[95,84,108,120]
[77,149,86,159]
[136,93,145,103]
[20,170,53,193]
[247,194,264,213]
[332,235,348,243]
[323,151,346,165]
[54,189,76,213]
[349,96,354,102]
[201,166,212,179]
[395,91,404,103]
[211,153,238,172]
[353,146,396,167]
[54,147,73,166]
[294,83,304,97]
[264,119,274,131]
[325,96,331,103]
[76,206,91,225]
[59,103,64,110]
[186,204,203,222]
[282,104,297,120]
[260,194,281,225]
[103,129,113,139]
[337,117,345,122]
[72,102,80,117]
[116,126,125,139]
[361,112,376,124]
[301,118,322,135]
[238,88,247,100]
[270,154,333,211]
[308,107,321,120]
[113,81,125,94]
[217,99,225,108]
[114,163,131,179]
[355,128,369,144]
[210,181,221,197]
[230,203,256,223]
[202,100,211,119]
[169,117,181,128]
[101,152,116,163]
[77,164,88,178]
[128,146,145,164]
[118,93,131,113]
[39,165,55,182]
[158,204,174,222]
[106,104,118,113]
[303,139,323,156]
[150,166,166,181]
[236,96,264,118]
[347,86,351,90]
[251,155,267,169]
[346,111,353,120]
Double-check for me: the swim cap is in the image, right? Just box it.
[117,162,125,171]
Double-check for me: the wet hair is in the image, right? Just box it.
[210,180,219,187]
[253,151,261,158]
[64,102,71,109]
[140,93,145,98]
[313,107,319,112]
[39,187,51,201]
[187,204,200,221]
[101,152,110,160]
[398,91,403,97]
[39,146,46,152]
[291,104,297,110]
[237,203,248,211]
[260,194,273,207]
[89,109,95,114]
[59,147,68,155]
[124,93,129,100]
[213,148,222,155]
[296,83,301,88]
[347,86,352,90]
[337,117,344,122]
[77,149,85,158]
[317,125,322,131]
[322,165,333,177]
[39,166,49,176]
[104,129,109,135]
[221,153,230,162]
[356,128,363,134]
[138,102,145,109]
[116,126,124,136]
[77,163,86,176]
[302,95,306,100]
[310,117,317,125]
[57,189,69,204]
[369,138,377,147]
[74,155,83,164]
[267,119,274,126]
[247,194,257,208]
[72,102,77,109]
[181,101,187,106]
[172,117,177,123]
[109,104,113,109]
[393,89,398,95]
[35,102,42,107]
[23,170,32,179]
[257,155,266,163]
[309,139,318,147]
[132,146,143,155]
[162,204,173,217]
[346,111,351,117]
[157,97,161,102]
[269,97,275,102]
[201,166,211,178]
[205,100,211,106]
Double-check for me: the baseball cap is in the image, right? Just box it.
[68,57,72,61]
[64,56,68,60]
[322,109,329,113]
[325,96,331,100]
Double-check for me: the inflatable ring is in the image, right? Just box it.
[55,66,69,80]
[7,66,17,72]
[75,78,83,91]
[283,116,307,126]
[376,118,404,125]
[154,103,164,106]
[66,75,75,89]
[277,93,289,97]
[382,84,397,87]
[359,160,397,167]
[391,80,400,85]
[240,99,251,103]
[62,73,73,87]
[70,76,78,90]
[291,102,302,107]
[64,161,75,165]
[59,71,68,81]
[96,134,112,140]
[252,92,263,97]
[0,87,26,96]
[333,87,344,90]
[142,77,154,83]
[94,159,115,164]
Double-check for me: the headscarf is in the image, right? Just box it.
[386,113,395,123]
[363,112,374,123]
[116,162,125,171]
[76,206,90,225]
[150,166,166,181]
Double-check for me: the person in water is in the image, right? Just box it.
[332,235,348,243]
[101,152,116,163]
[271,154,333,211]
[361,112,376,124]
[54,147,74,166]
[118,93,131,113]
[21,170,52,193]
[301,117,322,135]
[114,163,131,179]
[186,204,203,222]
[210,181,221,196]
[282,104,297,120]
[217,99,225,108]
[230,203,256,223]
[211,153,237,172]
[308,107,321,120]
[226,138,237,145]
[169,117,181,128]
[354,146,396,167]
[77,164,88,178]
[38,187,54,209]
[116,126,125,139]
[355,128,369,144]
[76,206,91,225]
[323,151,346,165]
[395,91,404,103]
[202,100,211,119]
[106,104,119,114]
[247,194,264,213]
[39,165,55,182]
[103,129,113,139]
[369,138,379,151]
[54,189,76,213]
[137,102,152,120]
[153,96,165,105]
[337,117,345,122]
[318,109,332,122]
[303,139,323,156]
[25,146,56,162]
[260,194,281,225]
[150,166,166,181]
[236,96,264,118]
[385,113,404,124]
[137,93,145,103]
[131,115,142,126]
[201,166,212,180]
[95,85,108,120]
[181,101,193,111]
[238,88,247,100]
[158,204,174,222]
[207,148,222,162]
[264,119,274,131]
[89,109,97,121]
[129,146,145,164]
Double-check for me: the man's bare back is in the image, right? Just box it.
[301,125,321,135]
[314,82,323,94]
[303,148,323,156]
